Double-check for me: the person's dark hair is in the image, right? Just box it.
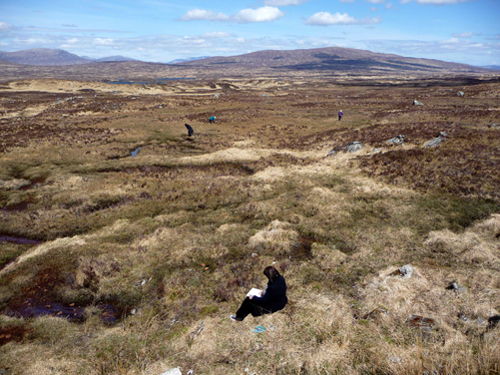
[264,266,280,283]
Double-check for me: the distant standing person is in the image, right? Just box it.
[230,266,288,321]
[338,110,343,121]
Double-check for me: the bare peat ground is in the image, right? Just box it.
[0,77,499,374]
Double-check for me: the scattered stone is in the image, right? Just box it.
[160,368,182,375]
[345,141,363,153]
[389,357,402,363]
[445,282,467,294]
[326,149,336,157]
[391,264,414,278]
[213,93,221,99]
[457,91,464,97]
[190,320,204,340]
[437,131,448,138]
[459,314,484,325]
[387,135,405,145]
[413,99,424,106]
[487,123,500,128]
[406,314,435,331]
[130,308,137,315]
[424,136,445,148]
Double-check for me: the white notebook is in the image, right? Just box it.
[246,288,262,298]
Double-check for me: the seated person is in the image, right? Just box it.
[231,266,288,321]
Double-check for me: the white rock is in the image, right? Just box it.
[160,368,182,375]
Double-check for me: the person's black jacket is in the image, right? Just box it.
[251,275,288,313]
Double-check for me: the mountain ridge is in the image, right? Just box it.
[178,47,485,74]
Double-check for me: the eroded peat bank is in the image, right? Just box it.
[0,77,499,374]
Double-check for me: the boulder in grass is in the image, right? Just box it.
[390,264,414,278]
[413,99,424,106]
[345,141,363,153]
[445,282,467,294]
[388,135,405,145]
[457,91,465,96]
[425,136,445,148]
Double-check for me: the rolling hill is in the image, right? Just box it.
[178,47,486,74]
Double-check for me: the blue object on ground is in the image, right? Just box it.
[252,325,266,333]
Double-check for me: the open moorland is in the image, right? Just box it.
[0,76,499,375]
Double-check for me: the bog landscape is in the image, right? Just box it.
[0,47,499,374]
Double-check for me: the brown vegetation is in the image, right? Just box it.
[0,77,499,374]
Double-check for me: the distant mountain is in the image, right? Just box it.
[180,47,487,74]
[0,47,495,82]
[95,55,138,62]
[0,49,138,66]
[169,56,211,64]
[482,65,500,70]
[0,48,91,66]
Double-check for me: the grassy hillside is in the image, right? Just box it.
[0,78,499,374]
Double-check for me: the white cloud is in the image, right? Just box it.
[66,38,79,44]
[182,38,207,45]
[0,22,15,32]
[367,0,386,3]
[385,2,397,9]
[94,38,114,45]
[180,6,283,23]
[304,12,381,26]
[180,9,230,22]
[263,0,308,5]
[440,37,459,44]
[15,37,50,45]
[452,32,473,38]
[203,31,233,38]
[234,7,284,23]
[369,6,379,10]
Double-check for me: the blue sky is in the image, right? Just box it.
[0,0,499,66]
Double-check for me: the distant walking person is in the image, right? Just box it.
[185,123,194,137]
[338,110,343,121]
[230,266,288,321]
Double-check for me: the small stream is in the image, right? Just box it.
[0,236,41,245]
